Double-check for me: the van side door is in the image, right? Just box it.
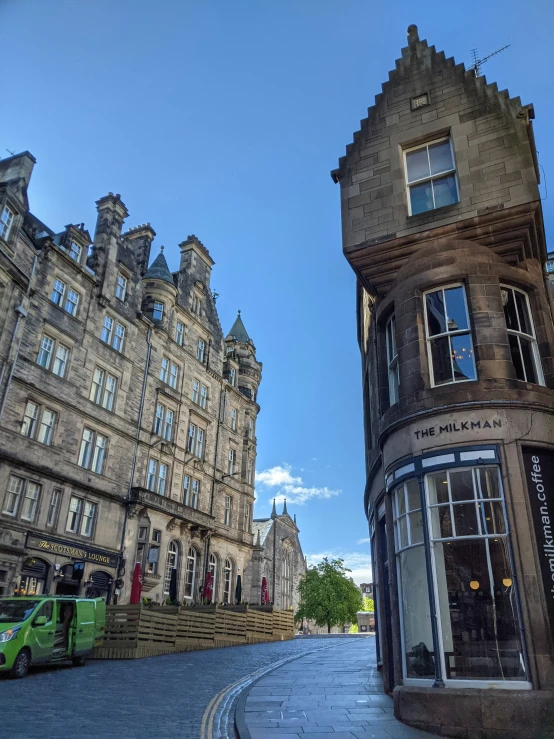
[74,600,95,655]
[30,600,55,662]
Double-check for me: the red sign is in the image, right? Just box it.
[261,576,269,605]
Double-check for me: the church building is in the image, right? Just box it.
[333,26,553,739]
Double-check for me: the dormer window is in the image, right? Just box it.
[0,204,15,241]
[68,240,82,263]
[153,301,164,321]
[404,138,458,215]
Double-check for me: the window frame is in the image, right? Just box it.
[500,285,544,386]
[385,314,399,405]
[197,338,205,363]
[46,487,63,528]
[37,333,71,379]
[101,314,126,353]
[2,475,42,523]
[64,494,97,538]
[153,301,164,321]
[90,367,118,412]
[423,283,476,388]
[403,137,459,216]
[115,271,128,302]
[78,427,108,475]
[224,495,233,526]
[147,458,169,496]
[0,203,15,241]
[175,320,185,346]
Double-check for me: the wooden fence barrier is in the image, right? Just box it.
[92,604,294,660]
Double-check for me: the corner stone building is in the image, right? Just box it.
[333,26,553,739]
[0,151,263,607]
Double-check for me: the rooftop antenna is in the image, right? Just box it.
[470,44,510,77]
[6,149,15,156]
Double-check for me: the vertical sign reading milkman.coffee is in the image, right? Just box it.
[523,447,554,640]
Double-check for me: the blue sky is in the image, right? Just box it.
[2,0,552,583]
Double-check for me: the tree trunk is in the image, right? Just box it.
[327,623,331,634]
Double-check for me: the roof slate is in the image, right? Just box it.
[143,248,174,285]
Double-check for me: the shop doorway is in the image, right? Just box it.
[55,563,81,596]
[85,570,113,602]
[15,557,49,596]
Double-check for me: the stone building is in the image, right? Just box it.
[0,150,262,607]
[333,26,553,739]
[246,500,306,612]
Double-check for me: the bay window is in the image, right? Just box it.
[424,285,476,386]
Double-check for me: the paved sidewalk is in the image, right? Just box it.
[236,636,439,739]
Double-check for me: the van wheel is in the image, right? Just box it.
[9,649,31,679]
[72,655,87,667]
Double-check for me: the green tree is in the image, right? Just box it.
[296,557,362,633]
[362,596,375,612]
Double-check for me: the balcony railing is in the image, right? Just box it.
[130,487,215,531]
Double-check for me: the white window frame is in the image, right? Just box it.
[175,321,185,346]
[78,428,108,474]
[160,357,169,383]
[500,285,544,385]
[64,288,79,317]
[228,368,236,387]
[101,315,125,353]
[147,459,168,496]
[246,457,253,485]
[197,338,205,362]
[423,284,476,388]
[68,240,82,263]
[227,448,236,476]
[244,502,251,532]
[50,278,65,307]
[0,204,15,240]
[200,384,208,409]
[404,137,459,216]
[223,558,233,604]
[224,495,232,526]
[47,488,62,527]
[169,362,179,389]
[184,547,197,599]
[3,475,25,517]
[90,367,117,411]
[153,301,164,321]
[192,379,200,404]
[230,407,237,431]
[116,272,128,301]
[385,314,399,405]
[164,408,174,442]
[65,495,97,537]
[163,540,179,596]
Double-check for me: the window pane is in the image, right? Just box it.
[444,287,468,332]
[53,345,69,377]
[514,291,532,336]
[396,488,406,516]
[479,501,506,535]
[426,290,446,336]
[451,334,476,382]
[399,516,408,549]
[427,471,449,505]
[431,505,453,539]
[432,174,458,208]
[406,479,420,511]
[508,334,525,381]
[409,511,424,545]
[449,470,474,502]
[519,337,538,384]
[410,180,433,215]
[398,546,435,678]
[429,140,454,175]
[431,335,452,385]
[433,538,526,680]
[453,503,479,536]
[477,468,501,499]
[501,288,519,332]
[406,147,430,182]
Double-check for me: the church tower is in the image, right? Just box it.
[333,25,553,738]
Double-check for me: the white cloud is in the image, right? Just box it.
[305,551,373,585]
[255,464,301,487]
[255,464,341,506]
[356,537,371,545]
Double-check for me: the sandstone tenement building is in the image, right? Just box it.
[333,25,554,739]
[0,150,269,607]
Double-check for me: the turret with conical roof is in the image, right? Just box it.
[141,245,177,328]
[224,310,262,403]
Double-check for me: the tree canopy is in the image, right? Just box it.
[296,557,362,633]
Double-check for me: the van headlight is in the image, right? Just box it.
[0,627,21,642]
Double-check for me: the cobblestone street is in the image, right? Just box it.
[0,636,351,738]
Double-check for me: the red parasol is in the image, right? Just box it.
[261,576,270,605]
[203,571,214,602]
[130,562,143,604]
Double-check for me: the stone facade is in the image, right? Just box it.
[0,151,263,607]
[246,500,306,611]
[333,26,553,739]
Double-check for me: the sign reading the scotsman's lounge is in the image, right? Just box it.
[523,447,554,637]
[25,533,119,569]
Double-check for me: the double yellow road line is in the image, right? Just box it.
[200,672,248,739]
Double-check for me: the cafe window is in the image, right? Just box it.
[501,286,544,385]
[424,285,476,387]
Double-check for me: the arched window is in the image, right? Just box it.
[223,558,233,604]
[184,547,197,599]
[163,540,179,596]
[208,553,218,602]
[281,553,293,609]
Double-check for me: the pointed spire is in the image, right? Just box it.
[256,529,261,546]
[293,513,297,525]
[227,310,251,344]
[271,499,277,519]
[143,248,174,285]
[282,498,288,516]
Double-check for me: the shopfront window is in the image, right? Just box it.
[426,466,526,681]
[393,479,434,678]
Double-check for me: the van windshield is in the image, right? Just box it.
[0,599,40,623]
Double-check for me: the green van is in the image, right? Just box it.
[0,596,106,678]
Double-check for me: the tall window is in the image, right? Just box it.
[66,495,97,537]
[37,409,56,445]
[244,502,251,532]
[163,541,179,596]
[116,272,127,301]
[37,335,70,378]
[404,138,458,215]
[197,338,205,362]
[68,240,82,262]
[175,321,184,346]
[164,408,174,441]
[50,279,65,307]
[160,357,169,383]
[20,482,41,522]
[101,315,125,352]
[223,559,233,604]
[246,458,253,485]
[90,368,117,411]
[46,488,62,527]
[147,529,161,574]
[113,322,125,352]
[153,301,164,321]
[385,314,399,405]
[169,362,179,389]
[248,419,254,440]
[228,368,236,387]
[3,475,25,517]
[208,553,218,601]
[192,379,200,404]
[184,547,197,598]
[78,429,108,474]
[147,459,168,496]
[281,553,293,609]
[501,286,544,385]
[0,204,15,240]
[227,449,236,476]
[192,295,201,315]
[424,285,476,386]
[65,288,79,316]
[224,495,232,526]
[183,476,200,508]
[187,424,204,458]
[230,407,237,431]
[425,466,526,681]
[200,384,208,409]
